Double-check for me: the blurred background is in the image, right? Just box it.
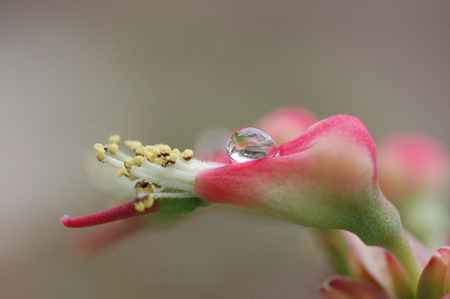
[1,1,448,298]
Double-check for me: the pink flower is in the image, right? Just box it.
[195,115,399,248]
[254,106,319,144]
[378,133,449,201]
[320,276,390,299]
[319,245,450,299]
[63,109,421,285]
[378,134,449,246]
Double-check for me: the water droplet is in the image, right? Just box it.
[226,127,280,163]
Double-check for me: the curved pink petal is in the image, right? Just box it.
[342,230,429,298]
[385,250,415,298]
[417,246,450,299]
[319,276,389,299]
[61,200,160,228]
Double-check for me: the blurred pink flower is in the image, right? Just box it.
[254,106,319,144]
[319,246,450,299]
[378,134,448,201]
[378,134,449,246]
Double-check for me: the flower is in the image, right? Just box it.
[378,134,449,246]
[254,106,319,144]
[320,230,429,299]
[63,113,421,285]
[195,115,395,247]
[318,244,450,299]
[378,134,449,200]
[319,276,390,299]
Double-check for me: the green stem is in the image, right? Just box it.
[348,192,421,291]
[387,232,421,288]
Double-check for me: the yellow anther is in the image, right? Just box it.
[153,157,166,166]
[181,149,194,160]
[159,144,171,155]
[108,143,119,155]
[117,168,130,177]
[144,146,159,161]
[133,195,155,212]
[167,152,180,162]
[135,146,147,157]
[124,157,134,169]
[133,156,144,167]
[134,200,146,212]
[143,195,154,208]
[94,143,106,162]
[109,135,121,144]
[125,140,143,151]
[117,168,137,180]
[134,181,154,195]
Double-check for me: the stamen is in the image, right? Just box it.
[133,194,155,212]
[88,135,225,215]
[181,149,194,160]
[94,143,106,162]
[94,135,223,193]
[109,135,121,144]
[134,181,154,195]
[108,143,119,155]
[125,140,142,151]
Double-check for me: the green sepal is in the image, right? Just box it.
[159,196,209,215]
[156,188,209,215]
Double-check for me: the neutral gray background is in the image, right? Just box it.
[1,1,448,298]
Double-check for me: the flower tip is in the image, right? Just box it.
[61,215,75,227]
[416,246,450,299]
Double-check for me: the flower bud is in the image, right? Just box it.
[195,115,403,249]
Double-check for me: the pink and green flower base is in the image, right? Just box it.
[62,106,449,298]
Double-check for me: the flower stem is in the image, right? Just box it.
[386,232,421,288]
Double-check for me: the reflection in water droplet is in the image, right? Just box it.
[226,127,280,163]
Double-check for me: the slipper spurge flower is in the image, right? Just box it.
[195,114,421,285]
[378,134,449,246]
[62,114,422,287]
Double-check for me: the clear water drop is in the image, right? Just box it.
[226,127,280,163]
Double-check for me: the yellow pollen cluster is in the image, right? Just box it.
[129,143,193,167]
[134,181,155,195]
[94,135,122,162]
[124,140,142,151]
[109,134,121,144]
[134,194,155,212]
[94,143,106,162]
[117,168,138,181]
[123,156,144,169]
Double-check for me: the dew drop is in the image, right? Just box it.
[226,127,280,163]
